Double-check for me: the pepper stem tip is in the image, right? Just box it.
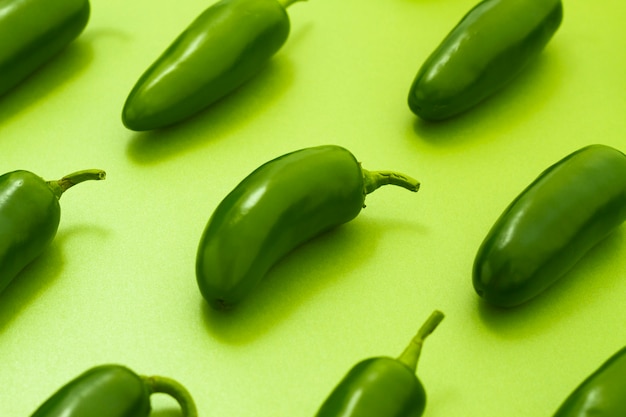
[362,168,420,194]
[397,310,444,372]
[47,169,106,199]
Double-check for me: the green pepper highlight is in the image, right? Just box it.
[0,0,90,97]
[315,310,444,417]
[552,346,626,416]
[196,145,420,310]
[473,144,626,307]
[407,0,563,121]
[122,0,303,131]
[0,169,105,294]
[30,364,197,417]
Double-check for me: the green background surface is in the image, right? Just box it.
[1,0,625,415]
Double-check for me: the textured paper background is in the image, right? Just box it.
[1,0,625,415]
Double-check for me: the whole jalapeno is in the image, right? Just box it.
[407,0,563,121]
[30,364,197,417]
[0,0,90,97]
[196,145,420,310]
[314,310,444,417]
[0,169,105,294]
[473,144,626,307]
[552,346,626,416]
[122,0,303,131]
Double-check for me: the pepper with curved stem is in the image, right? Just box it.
[0,169,105,293]
[196,145,420,309]
[30,364,197,417]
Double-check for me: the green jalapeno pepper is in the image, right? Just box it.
[196,145,420,310]
[122,0,303,131]
[314,310,444,417]
[552,346,626,416]
[0,169,105,294]
[473,144,626,307]
[30,364,197,417]
[407,0,563,121]
[0,0,90,97]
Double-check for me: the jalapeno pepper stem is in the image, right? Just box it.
[362,169,420,194]
[397,310,444,372]
[47,169,106,199]
[278,0,306,8]
[143,375,198,417]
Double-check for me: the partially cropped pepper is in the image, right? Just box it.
[122,0,303,131]
[30,364,197,417]
[552,346,626,416]
[196,145,420,310]
[407,0,563,121]
[0,0,90,96]
[314,310,444,417]
[473,144,626,307]
[0,169,105,294]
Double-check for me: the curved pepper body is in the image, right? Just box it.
[122,0,291,131]
[315,358,426,417]
[0,0,90,96]
[196,146,365,309]
[553,347,626,416]
[196,145,419,309]
[30,365,151,417]
[0,169,105,294]
[408,0,562,120]
[0,171,61,292]
[473,144,626,307]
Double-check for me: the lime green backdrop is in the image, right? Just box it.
[1,0,625,416]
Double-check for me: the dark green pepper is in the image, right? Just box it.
[122,0,302,131]
[552,346,626,416]
[473,144,626,307]
[0,0,90,96]
[196,145,420,310]
[407,0,563,121]
[0,169,105,294]
[314,310,444,417]
[30,364,197,417]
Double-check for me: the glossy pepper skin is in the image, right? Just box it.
[473,144,626,307]
[0,0,90,97]
[315,310,444,417]
[196,145,420,310]
[122,0,301,131]
[552,347,626,416]
[407,0,563,121]
[30,364,197,417]
[0,169,105,294]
